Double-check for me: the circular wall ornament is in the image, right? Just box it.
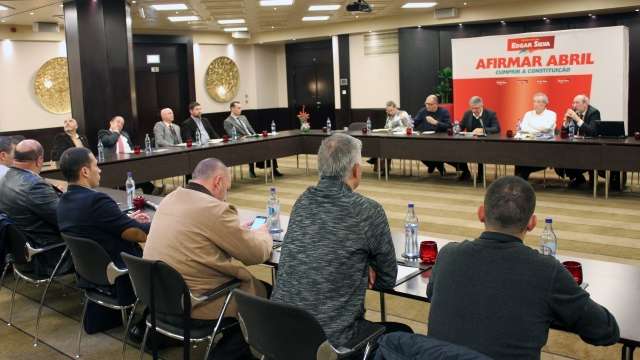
[34,57,71,114]
[205,56,240,102]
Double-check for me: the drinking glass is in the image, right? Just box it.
[420,241,438,265]
[562,261,583,285]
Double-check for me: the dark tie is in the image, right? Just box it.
[168,125,178,144]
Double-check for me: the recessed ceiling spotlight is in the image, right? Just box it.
[543,17,548,21]
[218,19,245,24]
[223,27,248,32]
[401,2,438,9]
[458,23,463,27]
[30,12,35,15]
[271,25,275,29]
[260,0,294,6]
[463,2,467,5]
[636,9,640,12]
[302,16,330,21]
[500,20,506,24]
[309,5,340,11]
[168,15,199,22]
[151,3,188,11]
[418,25,422,28]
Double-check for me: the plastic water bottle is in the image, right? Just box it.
[366,117,372,132]
[453,121,461,135]
[403,203,419,259]
[125,172,136,210]
[326,117,332,134]
[144,133,152,153]
[568,121,576,139]
[231,126,238,141]
[267,187,282,240]
[540,217,558,257]
[97,140,105,161]
[195,130,201,145]
[271,120,277,135]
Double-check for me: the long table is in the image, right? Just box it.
[96,187,640,359]
[44,130,640,199]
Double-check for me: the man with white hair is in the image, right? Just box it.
[457,96,500,181]
[272,133,412,350]
[515,93,557,181]
[153,108,182,147]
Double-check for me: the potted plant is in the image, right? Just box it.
[434,67,454,120]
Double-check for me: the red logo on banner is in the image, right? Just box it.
[507,36,555,52]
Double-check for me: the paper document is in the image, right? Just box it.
[396,265,420,285]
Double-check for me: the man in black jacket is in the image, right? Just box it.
[456,96,500,181]
[427,176,619,359]
[97,116,134,153]
[52,118,89,161]
[413,95,452,175]
[182,101,219,143]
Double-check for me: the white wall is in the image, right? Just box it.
[0,40,69,131]
[193,43,287,114]
[348,34,400,109]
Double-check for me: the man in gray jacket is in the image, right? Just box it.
[223,101,281,177]
[153,108,182,147]
[272,133,411,348]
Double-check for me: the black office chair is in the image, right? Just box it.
[2,221,69,347]
[234,289,385,360]
[348,122,367,132]
[61,233,134,359]
[121,252,241,360]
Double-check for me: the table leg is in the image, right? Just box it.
[473,163,477,188]
[416,161,420,177]
[379,292,386,322]
[240,165,243,180]
[605,170,610,200]
[593,170,597,200]
[483,164,487,189]
[305,155,309,176]
[264,161,268,184]
[385,159,389,182]
[621,344,636,360]
[409,160,413,176]
[296,154,299,169]
[271,266,277,286]
[271,161,275,183]
[377,158,381,180]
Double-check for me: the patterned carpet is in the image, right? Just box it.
[1,155,639,359]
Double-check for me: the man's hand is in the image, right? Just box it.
[368,267,376,289]
[128,210,151,224]
[426,116,438,126]
[472,128,485,136]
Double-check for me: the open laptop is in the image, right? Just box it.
[596,121,626,138]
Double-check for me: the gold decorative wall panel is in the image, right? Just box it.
[34,57,71,114]
[205,56,239,102]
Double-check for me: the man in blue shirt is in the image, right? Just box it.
[413,95,452,175]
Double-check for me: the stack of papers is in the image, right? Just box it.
[396,265,421,285]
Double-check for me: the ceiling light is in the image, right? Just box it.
[500,20,506,24]
[218,19,245,24]
[132,1,136,3]
[151,3,188,11]
[29,12,35,15]
[260,0,294,6]
[0,5,9,11]
[309,4,340,11]
[168,15,199,22]
[302,16,329,21]
[401,2,437,8]
[223,27,248,32]
[463,2,467,5]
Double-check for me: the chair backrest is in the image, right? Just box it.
[121,252,190,316]
[4,222,29,266]
[234,290,327,360]
[348,122,367,132]
[61,233,112,287]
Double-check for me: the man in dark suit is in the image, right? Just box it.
[558,95,602,188]
[0,139,72,276]
[97,116,134,153]
[427,176,619,359]
[223,101,282,178]
[57,147,150,307]
[413,95,452,175]
[182,101,220,143]
[52,118,89,161]
[457,96,500,181]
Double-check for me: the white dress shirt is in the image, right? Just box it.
[0,164,8,180]
[385,110,412,130]
[519,109,557,135]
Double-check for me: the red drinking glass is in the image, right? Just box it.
[447,128,453,136]
[322,127,328,133]
[420,241,438,265]
[563,261,583,285]
[222,135,229,143]
[406,127,413,136]
[362,127,368,134]
[134,145,141,155]
[635,132,640,140]
[133,195,146,211]
[506,130,514,138]
[186,139,193,147]
[560,129,569,139]
[262,130,268,137]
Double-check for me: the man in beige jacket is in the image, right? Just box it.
[143,157,272,359]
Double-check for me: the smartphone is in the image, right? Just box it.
[250,216,268,230]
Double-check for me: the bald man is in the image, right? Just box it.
[413,95,452,175]
[97,116,134,153]
[153,108,182,147]
[144,157,272,359]
[0,140,72,276]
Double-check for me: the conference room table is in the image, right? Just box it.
[95,187,640,360]
[42,129,640,200]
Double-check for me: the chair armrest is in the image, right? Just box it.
[105,262,128,285]
[190,278,242,307]
[25,242,66,262]
[317,323,386,360]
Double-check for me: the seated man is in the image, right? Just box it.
[57,147,150,304]
[143,157,272,359]
[224,101,282,178]
[97,116,134,153]
[52,118,89,161]
[153,108,182,147]
[272,133,412,348]
[0,139,71,276]
[515,92,557,181]
[558,95,602,188]
[367,100,412,175]
[182,101,219,143]
[457,96,500,181]
[427,176,619,359]
[0,135,17,180]
[413,95,451,175]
